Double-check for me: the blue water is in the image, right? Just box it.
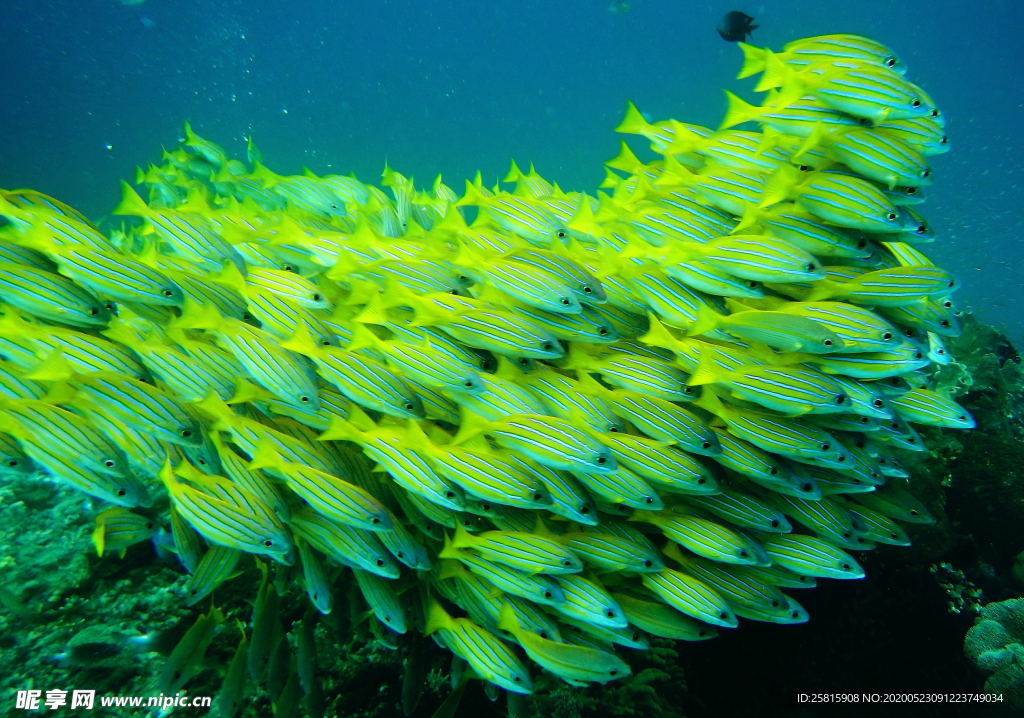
[1,0,1022,342]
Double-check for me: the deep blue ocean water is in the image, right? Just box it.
[1,0,1021,343]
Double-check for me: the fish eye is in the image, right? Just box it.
[906,187,917,196]
[914,351,923,359]
[932,109,941,118]
[283,264,295,272]
[645,496,654,504]
[802,483,813,492]
[371,517,380,524]
[911,98,922,108]
[702,441,712,449]
[922,169,931,178]
[561,298,571,306]
[885,57,896,67]
[464,380,474,388]
[445,491,456,499]
[856,238,868,249]
[598,327,608,336]
[542,342,554,351]
[405,403,415,410]
[684,387,694,395]
[836,395,846,404]
[770,519,779,528]
[321,339,331,346]
[514,675,523,682]
[823,339,833,347]
[583,286,593,295]
[450,289,459,295]
[644,560,653,568]
[798,165,811,172]
[544,590,553,599]
[903,328,914,337]
[882,332,893,340]
[608,426,618,432]
[947,280,955,288]
[580,506,591,514]
[942,300,953,308]
[747,281,759,289]
[769,467,778,476]
[312,293,322,301]
[564,560,573,567]
[771,599,780,607]
[916,224,927,234]
[116,488,126,496]
[860,417,869,424]
[806,263,816,272]
[376,559,385,567]
[557,230,567,239]
[89,308,100,316]
[842,563,851,570]
[243,313,253,321]
[163,289,175,297]
[873,399,885,408]
[6,460,17,467]
[887,212,898,221]
[263,539,274,547]
[821,442,831,451]
[596,456,607,465]
[610,670,619,676]
[300,395,310,403]
[396,551,405,558]
[482,503,492,511]
[697,477,706,484]
[940,136,949,144]
[606,610,616,618]
[181,429,193,438]
[104,459,116,468]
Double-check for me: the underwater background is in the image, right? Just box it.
[0,1,1022,717]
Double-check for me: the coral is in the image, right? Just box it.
[964,598,1024,709]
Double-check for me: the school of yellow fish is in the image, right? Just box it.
[0,34,973,709]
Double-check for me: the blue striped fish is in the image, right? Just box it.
[613,592,719,641]
[0,263,110,328]
[160,460,293,563]
[762,534,864,579]
[641,568,738,628]
[890,389,974,429]
[288,507,398,578]
[596,430,719,495]
[638,510,768,566]
[450,523,584,575]
[550,574,627,629]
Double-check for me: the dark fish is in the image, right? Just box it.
[718,11,758,42]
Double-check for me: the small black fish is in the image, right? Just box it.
[718,11,758,42]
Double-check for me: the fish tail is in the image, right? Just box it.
[455,179,485,208]
[719,91,759,130]
[318,415,364,443]
[112,181,153,218]
[23,349,75,382]
[450,408,490,446]
[754,49,787,92]
[687,353,722,387]
[605,140,645,175]
[246,439,284,472]
[422,598,456,636]
[502,158,526,184]
[686,305,722,337]
[638,313,680,352]
[759,164,802,208]
[346,323,386,352]
[736,42,767,79]
[613,100,653,137]
[496,602,521,637]
[450,522,479,552]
